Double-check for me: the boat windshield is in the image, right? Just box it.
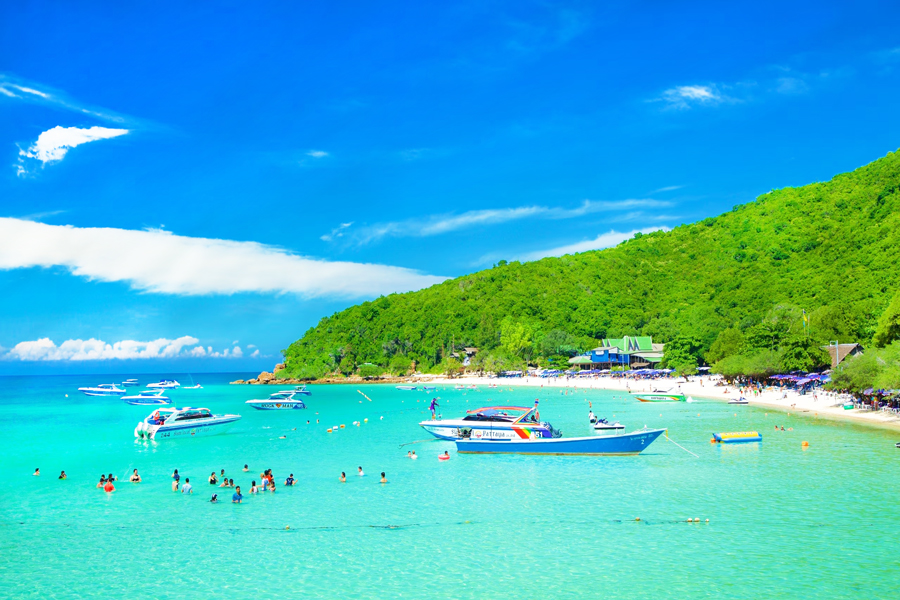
[173,409,212,421]
[269,392,293,400]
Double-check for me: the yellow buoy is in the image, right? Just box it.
[364,418,368,423]
[340,424,345,429]
[705,519,709,523]
[801,441,809,447]
[327,429,332,433]
[635,517,641,521]
[687,518,693,522]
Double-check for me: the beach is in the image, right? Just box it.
[419,373,900,433]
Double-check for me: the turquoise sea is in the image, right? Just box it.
[2,373,899,599]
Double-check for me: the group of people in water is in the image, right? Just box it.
[34,448,457,496]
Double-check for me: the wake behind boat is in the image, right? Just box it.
[455,428,666,455]
[419,401,560,441]
[122,389,170,405]
[134,407,240,440]
[245,390,307,410]
[78,383,126,397]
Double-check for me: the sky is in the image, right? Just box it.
[1,1,900,375]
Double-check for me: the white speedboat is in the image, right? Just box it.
[396,385,417,391]
[182,384,203,389]
[728,397,749,405]
[134,407,240,440]
[123,389,170,405]
[147,379,180,389]
[592,418,626,433]
[292,385,312,396]
[78,383,127,397]
[245,390,307,410]
[419,401,560,441]
[121,379,140,387]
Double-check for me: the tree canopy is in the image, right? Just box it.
[280,149,900,380]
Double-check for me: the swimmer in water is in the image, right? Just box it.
[229,478,235,488]
[219,479,229,488]
[210,494,218,503]
[172,469,180,483]
[33,468,40,477]
[358,466,364,477]
[209,472,218,485]
[442,451,450,460]
[181,478,193,494]
[340,472,346,482]
[250,481,258,493]
[172,479,179,492]
[411,451,417,460]
[97,476,106,488]
[130,469,141,482]
[243,464,249,472]
[285,474,295,486]
[107,473,116,482]
[59,471,67,480]
[232,486,242,503]
[380,472,387,483]
[407,451,412,458]
[104,480,115,492]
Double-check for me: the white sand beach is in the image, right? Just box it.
[420,374,900,433]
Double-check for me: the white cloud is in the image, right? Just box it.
[3,336,200,361]
[335,199,669,245]
[19,125,128,165]
[518,227,669,261]
[306,150,329,158]
[0,218,447,298]
[251,349,260,358]
[11,84,50,99]
[658,85,729,109]
[650,185,683,194]
[1,335,262,361]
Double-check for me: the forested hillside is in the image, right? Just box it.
[281,150,900,379]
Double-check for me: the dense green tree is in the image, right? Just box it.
[706,328,744,363]
[873,291,900,347]
[661,335,702,375]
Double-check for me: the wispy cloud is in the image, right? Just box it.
[0,218,446,298]
[16,126,128,176]
[650,185,683,194]
[657,85,733,109]
[518,227,669,262]
[320,222,353,242]
[0,74,129,123]
[328,199,671,245]
[306,150,329,158]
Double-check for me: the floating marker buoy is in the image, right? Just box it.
[687,518,693,522]
[327,429,332,433]
[340,424,345,429]
[705,519,709,523]
[65,394,68,398]
[364,418,368,423]
[801,441,809,447]
[380,416,384,420]
[635,517,641,521]
[286,526,290,530]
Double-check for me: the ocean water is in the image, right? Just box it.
[2,373,899,599]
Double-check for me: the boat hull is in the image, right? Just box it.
[632,393,686,402]
[79,389,126,397]
[245,400,306,410]
[135,416,240,440]
[420,420,553,441]
[124,398,170,405]
[455,429,665,455]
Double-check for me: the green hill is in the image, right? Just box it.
[281,149,900,380]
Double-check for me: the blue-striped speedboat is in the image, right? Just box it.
[455,428,666,455]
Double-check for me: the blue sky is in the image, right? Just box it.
[1,1,899,374]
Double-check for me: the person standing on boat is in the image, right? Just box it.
[429,398,439,419]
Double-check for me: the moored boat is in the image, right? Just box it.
[121,379,139,387]
[396,385,418,391]
[292,385,312,396]
[592,418,626,433]
[78,383,127,397]
[134,407,240,440]
[631,389,689,402]
[147,379,180,389]
[245,390,307,410]
[122,389,170,405]
[728,397,749,405]
[455,428,665,455]
[419,401,559,441]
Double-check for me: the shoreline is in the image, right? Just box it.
[421,374,900,434]
[237,371,900,433]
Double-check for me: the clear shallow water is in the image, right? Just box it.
[2,374,899,599]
